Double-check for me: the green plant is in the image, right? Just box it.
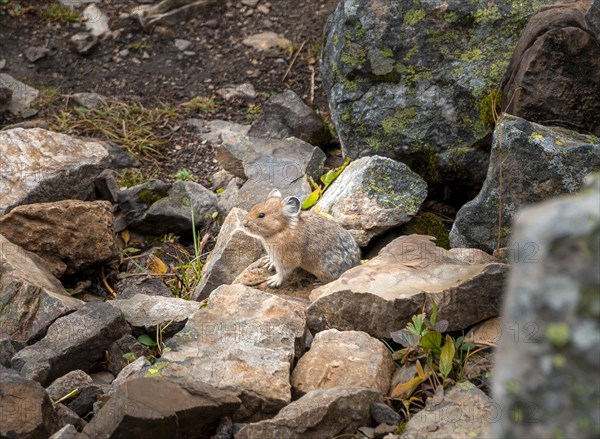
[32,86,62,110]
[1,0,23,16]
[302,157,351,210]
[41,3,79,23]
[183,96,220,114]
[388,301,479,419]
[246,103,262,123]
[172,168,196,182]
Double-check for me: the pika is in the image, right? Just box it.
[242,189,361,288]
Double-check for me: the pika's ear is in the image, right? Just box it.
[268,189,282,198]
[283,196,301,217]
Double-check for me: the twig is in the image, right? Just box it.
[309,65,315,105]
[101,266,117,297]
[282,40,307,82]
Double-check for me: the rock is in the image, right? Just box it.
[587,0,600,37]
[400,382,491,438]
[46,370,95,402]
[83,4,110,37]
[90,371,115,385]
[448,248,497,265]
[0,128,110,216]
[11,302,130,386]
[70,92,107,109]
[115,276,174,299]
[54,404,87,432]
[218,83,256,100]
[0,73,39,117]
[0,338,15,367]
[0,84,12,113]
[450,115,600,253]
[193,208,263,300]
[0,200,117,277]
[371,403,402,426]
[130,0,219,31]
[118,179,218,235]
[307,235,508,338]
[83,377,240,438]
[49,424,81,439]
[108,293,200,337]
[112,355,151,388]
[106,334,147,376]
[502,1,600,136]
[211,169,235,190]
[236,387,383,439]
[193,118,250,145]
[174,38,192,51]
[492,177,600,438]
[67,385,103,418]
[69,32,99,55]
[97,141,140,170]
[374,423,397,438]
[315,155,427,246]
[241,0,259,7]
[242,31,292,52]
[0,367,60,439]
[157,284,307,421]
[247,90,331,147]
[322,0,553,185]
[226,136,326,211]
[291,329,395,397]
[0,234,83,347]
[25,46,49,63]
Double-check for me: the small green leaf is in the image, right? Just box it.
[215,188,225,194]
[301,188,322,210]
[137,334,157,347]
[211,211,219,219]
[439,334,455,380]
[430,300,437,327]
[122,352,137,363]
[320,169,336,186]
[420,331,442,353]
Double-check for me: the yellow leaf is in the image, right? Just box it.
[148,255,167,274]
[121,229,130,246]
[391,375,424,399]
[415,359,428,380]
[301,188,322,210]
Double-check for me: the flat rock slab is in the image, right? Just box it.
[83,376,240,439]
[0,200,117,277]
[0,367,60,439]
[315,155,427,246]
[11,302,130,386]
[307,235,508,338]
[45,369,94,402]
[157,284,307,421]
[193,208,263,300]
[0,234,83,347]
[108,293,201,337]
[0,128,110,216]
[0,73,39,117]
[236,386,383,439]
[401,382,492,439]
[451,115,600,253]
[291,329,395,397]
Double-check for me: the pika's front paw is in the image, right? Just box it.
[259,256,275,272]
[267,273,284,288]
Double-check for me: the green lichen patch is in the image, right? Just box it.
[403,8,426,27]
[138,188,168,205]
[382,107,417,135]
[480,89,502,130]
[400,212,450,249]
[545,322,570,347]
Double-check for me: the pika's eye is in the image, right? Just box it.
[258,212,265,218]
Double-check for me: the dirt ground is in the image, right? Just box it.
[0,0,339,183]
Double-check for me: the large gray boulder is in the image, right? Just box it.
[315,155,427,246]
[0,128,110,216]
[502,0,600,136]
[0,234,83,348]
[322,0,552,184]
[492,175,600,438]
[450,115,600,253]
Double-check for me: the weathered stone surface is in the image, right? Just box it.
[322,0,552,185]
[217,136,326,212]
[67,385,103,418]
[193,208,263,300]
[0,84,12,113]
[0,338,15,367]
[192,118,250,146]
[46,370,94,402]
[54,403,87,433]
[503,0,600,136]
[130,0,219,31]
[69,32,98,55]
[112,356,151,388]
[70,92,107,109]
[105,334,147,376]
[0,234,83,347]
[0,128,110,215]
[236,387,383,439]
[118,179,218,235]
[315,155,427,246]
[400,382,492,439]
[0,200,117,276]
[291,329,395,397]
[587,0,600,37]
[157,284,307,421]
[0,73,39,117]
[492,177,600,438]
[0,366,60,439]
[83,377,241,438]
[247,90,331,147]
[108,293,200,337]
[11,302,130,386]
[115,276,174,299]
[49,424,80,439]
[371,402,402,426]
[307,235,508,338]
[450,115,600,253]
[242,31,292,52]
